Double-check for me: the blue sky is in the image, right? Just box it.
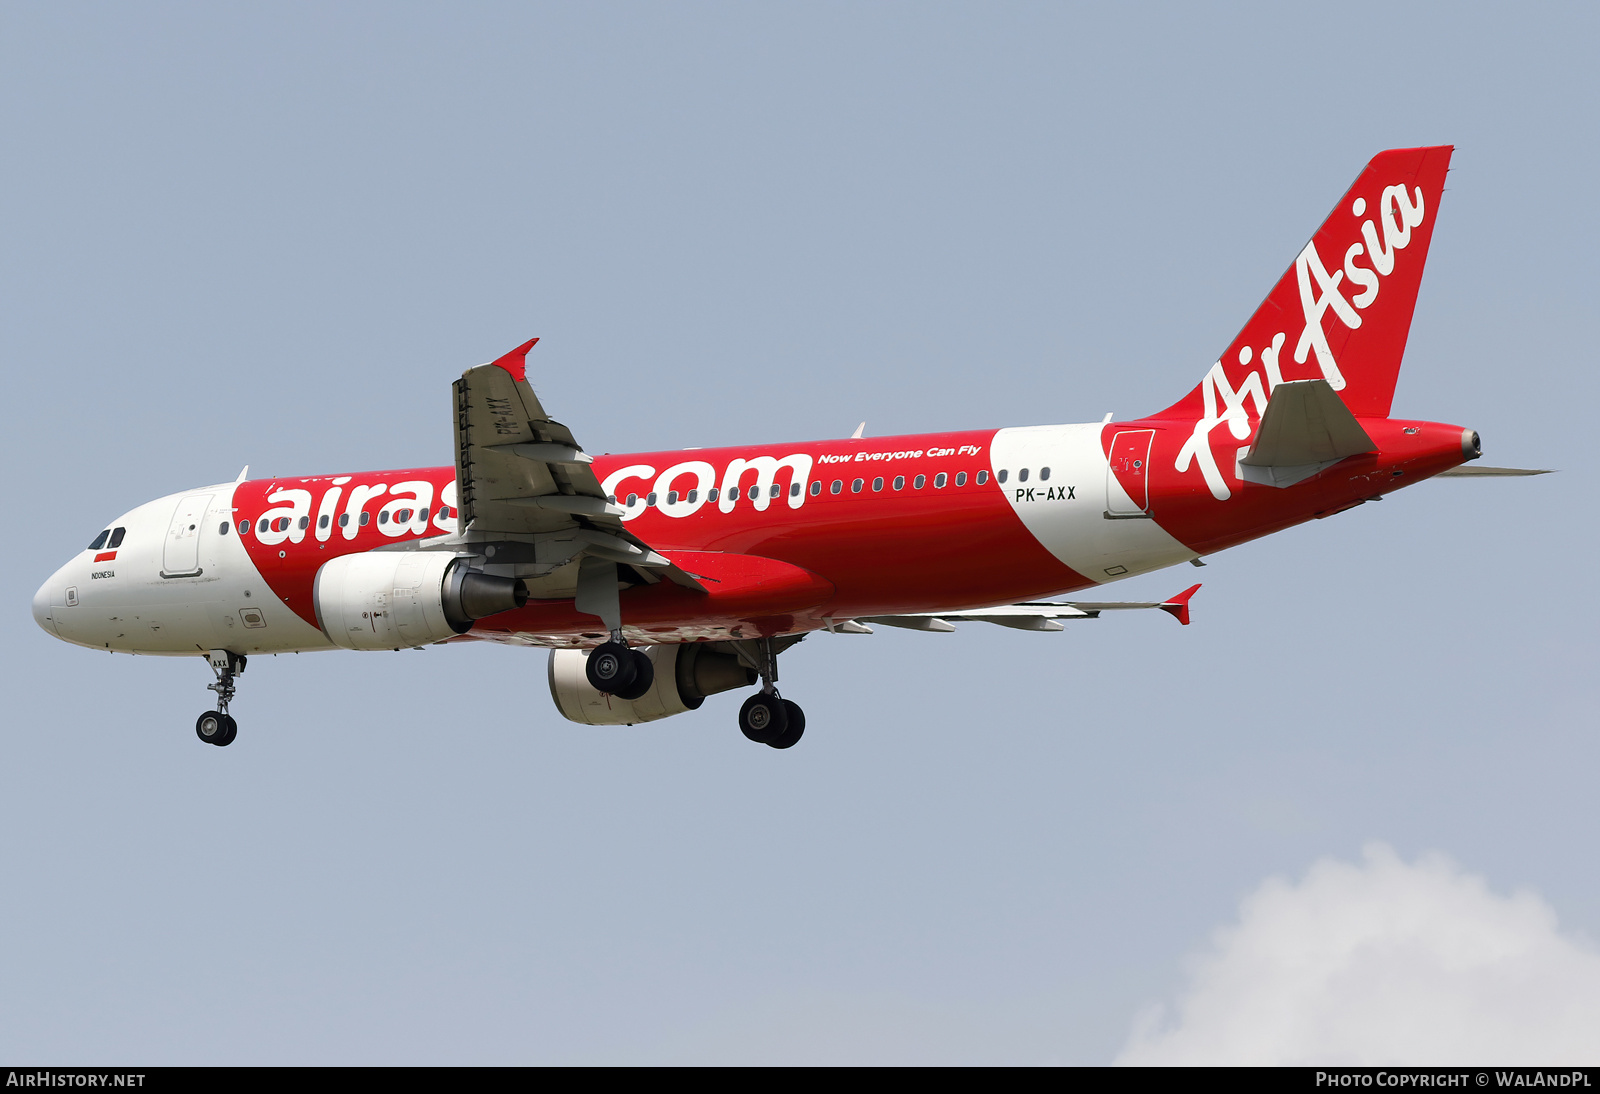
[3,2,1596,1063]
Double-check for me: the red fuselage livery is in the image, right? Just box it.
[33,146,1505,750]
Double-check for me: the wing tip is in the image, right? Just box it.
[1159,583,1202,626]
[489,337,540,382]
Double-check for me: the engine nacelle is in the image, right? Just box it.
[548,643,756,725]
[313,551,526,651]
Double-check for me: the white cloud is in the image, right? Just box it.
[1117,843,1600,1065]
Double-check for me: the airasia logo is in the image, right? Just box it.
[602,454,814,521]
[1175,182,1426,501]
[251,474,459,545]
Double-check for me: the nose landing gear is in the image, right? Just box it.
[197,649,245,747]
[195,710,236,746]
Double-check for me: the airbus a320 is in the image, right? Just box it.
[33,145,1543,750]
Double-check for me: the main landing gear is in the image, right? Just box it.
[735,638,805,750]
[576,557,656,702]
[575,556,807,749]
[197,649,245,747]
[586,632,655,701]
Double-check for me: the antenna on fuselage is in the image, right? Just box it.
[850,422,866,439]
[235,465,249,482]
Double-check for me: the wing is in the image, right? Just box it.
[838,584,1202,633]
[453,339,702,590]
[454,339,619,533]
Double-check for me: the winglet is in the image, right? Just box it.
[1158,584,1202,626]
[488,338,540,382]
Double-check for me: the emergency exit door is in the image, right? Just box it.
[1105,431,1154,516]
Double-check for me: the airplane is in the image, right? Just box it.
[31,144,1546,750]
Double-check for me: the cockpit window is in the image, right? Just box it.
[88,529,110,551]
[109,527,127,548]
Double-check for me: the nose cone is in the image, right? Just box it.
[33,577,59,636]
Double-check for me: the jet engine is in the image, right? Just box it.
[313,551,526,651]
[548,643,756,725]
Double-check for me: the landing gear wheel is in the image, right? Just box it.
[615,649,654,701]
[767,700,805,749]
[586,642,654,700]
[196,710,226,745]
[586,641,638,696]
[201,650,244,746]
[739,692,789,744]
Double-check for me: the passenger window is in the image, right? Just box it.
[851,478,864,493]
[976,471,988,485]
[89,530,110,551]
[934,473,947,488]
[626,493,638,507]
[687,490,698,504]
[360,512,371,526]
[1040,467,1051,481]
[709,488,720,502]
[318,514,330,529]
[420,508,429,521]
[239,520,251,534]
[892,475,905,490]
[998,470,1009,484]
[378,512,389,525]
[338,514,349,527]
[809,481,821,496]
[768,484,778,499]
[399,509,414,523]
[298,516,310,530]
[790,482,800,498]
[748,485,759,501]
[872,477,884,491]
[607,495,616,504]
[955,472,966,486]
[219,522,230,535]
[914,474,926,489]
[1019,468,1029,482]
[647,493,658,506]
[831,480,843,494]
[109,527,126,548]
[667,491,678,505]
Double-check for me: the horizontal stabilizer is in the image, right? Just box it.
[1239,379,1375,488]
[841,585,1201,632]
[1435,466,1554,477]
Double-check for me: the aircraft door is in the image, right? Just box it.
[1106,431,1154,516]
[162,493,213,577]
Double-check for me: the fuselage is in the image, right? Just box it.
[32,415,1473,657]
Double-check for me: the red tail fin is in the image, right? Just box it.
[1156,146,1453,421]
